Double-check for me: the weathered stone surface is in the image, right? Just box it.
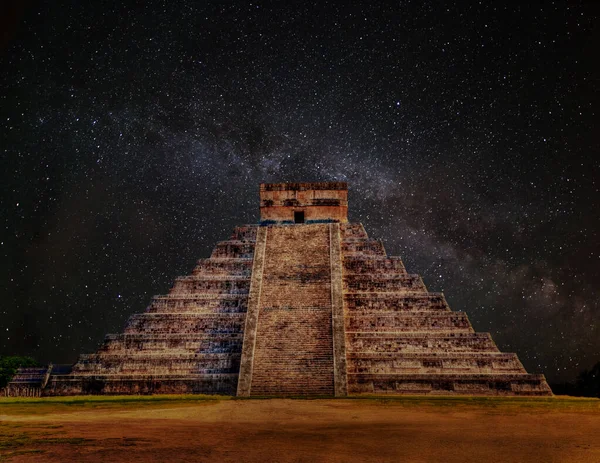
[330,223,348,396]
[339,222,551,396]
[38,183,551,397]
[45,225,258,396]
[260,182,348,223]
[248,224,335,396]
[236,227,267,396]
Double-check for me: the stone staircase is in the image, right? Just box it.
[248,225,335,396]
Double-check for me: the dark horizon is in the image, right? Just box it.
[1,1,599,384]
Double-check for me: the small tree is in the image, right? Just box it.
[576,361,600,398]
[0,356,39,389]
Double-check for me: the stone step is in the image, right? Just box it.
[176,275,251,281]
[343,256,406,274]
[147,295,248,313]
[100,333,244,353]
[346,352,526,374]
[71,368,237,377]
[347,373,552,395]
[45,374,239,395]
[346,332,499,353]
[344,293,450,313]
[229,225,258,242]
[345,312,473,332]
[340,223,369,239]
[342,240,386,256]
[129,313,246,320]
[211,241,255,259]
[73,363,241,373]
[169,278,250,295]
[104,333,244,341]
[124,313,246,334]
[346,352,521,360]
[50,373,239,379]
[192,258,253,276]
[73,355,241,375]
[79,352,240,361]
[344,274,427,293]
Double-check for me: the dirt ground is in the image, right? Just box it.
[1,396,599,462]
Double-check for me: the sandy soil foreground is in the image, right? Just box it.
[1,396,599,462]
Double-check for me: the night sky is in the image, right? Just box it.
[1,1,598,383]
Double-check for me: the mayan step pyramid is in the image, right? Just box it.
[45,182,551,396]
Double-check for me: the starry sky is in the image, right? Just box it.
[1,1,598,383]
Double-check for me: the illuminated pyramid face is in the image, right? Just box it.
[45,182,551,397]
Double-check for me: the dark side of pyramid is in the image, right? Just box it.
[41,182,551,396]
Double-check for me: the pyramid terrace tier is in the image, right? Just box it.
[343,256,407,275]
[124,313,246,334]
[45,373,239,396]
[191,258,254,277]
[346,312,474,333]
[72,353,241,375]
[99,333,244,353]
[344,274,427,293]
[342,240,386,256]
[346,352,527,374]
[228,225,258,241]
[147,295,248,313]
[169,276,250,295]
[346,332,500,353]
[344,293,451,313]
[211,240,256,259]
[340,223,369,239]
[348,373,552,396]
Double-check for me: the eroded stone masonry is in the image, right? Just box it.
[9,182,552,396]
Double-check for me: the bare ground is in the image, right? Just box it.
[1,396,599,462]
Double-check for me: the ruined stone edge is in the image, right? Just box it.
[330,223,348,396]
[236,226,267,396]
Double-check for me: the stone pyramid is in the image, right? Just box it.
[46,182,551,396]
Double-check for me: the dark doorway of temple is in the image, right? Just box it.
[294,211,305,223]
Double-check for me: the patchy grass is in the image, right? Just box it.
[354,395,600,417]
[0,422,90,462]
[1,393,598,417]
[0,394,228,415]
[0,449,44,463]
[347,394,600,410]
[235,394,600,412]
[0,421,152,462]
[0,393,229,405]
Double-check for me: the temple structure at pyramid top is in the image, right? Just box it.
[259,182,348,223]
[5,182,552,397]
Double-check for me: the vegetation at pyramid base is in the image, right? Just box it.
[550,361,600,398]
[0,356,38,388]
